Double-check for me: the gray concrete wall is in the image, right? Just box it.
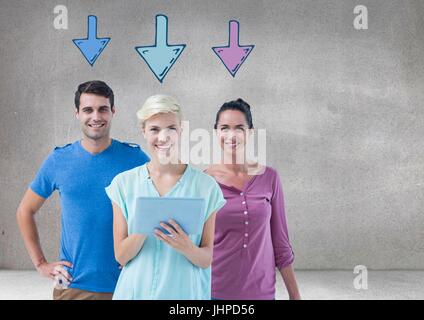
[1,0,423,270]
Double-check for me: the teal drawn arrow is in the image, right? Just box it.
[135,15,186,83]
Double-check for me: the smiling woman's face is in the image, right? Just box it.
[143,112,181,164]
[215,109,252,158]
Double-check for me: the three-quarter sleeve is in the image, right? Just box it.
[270,169,295,270]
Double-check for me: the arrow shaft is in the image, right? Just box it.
[87,15,97,39]
[228,20,240,47]
[155,15,168,47]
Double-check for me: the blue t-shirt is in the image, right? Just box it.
[30,139,149,293]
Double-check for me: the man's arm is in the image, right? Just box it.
[16,189,72,281]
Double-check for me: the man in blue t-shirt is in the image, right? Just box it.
[16,80,149,300]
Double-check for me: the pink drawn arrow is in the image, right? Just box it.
[212,20,254,77]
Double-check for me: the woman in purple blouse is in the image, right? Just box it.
[206,98,301,300]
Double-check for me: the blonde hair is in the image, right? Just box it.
[137,95,182,127]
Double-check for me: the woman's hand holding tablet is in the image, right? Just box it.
[154,219,196,254]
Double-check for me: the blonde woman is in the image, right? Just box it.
[105,95,226,299]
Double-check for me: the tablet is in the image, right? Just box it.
[133,197,206,235]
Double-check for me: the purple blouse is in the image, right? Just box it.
[211,166,294,300]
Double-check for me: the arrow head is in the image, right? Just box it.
[212,45,254,77]
[135,44,185,82]
[73,37,110,66]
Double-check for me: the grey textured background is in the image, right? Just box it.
[0,0,423,270]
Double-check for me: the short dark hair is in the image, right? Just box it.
[74,80,114,111]
[214,98,253,129]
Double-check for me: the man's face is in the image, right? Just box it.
[76,93,115,141]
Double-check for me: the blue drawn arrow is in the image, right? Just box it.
[135,15,186,83]
[72,15,110,66]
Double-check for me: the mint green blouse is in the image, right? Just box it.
[105,164,226,300]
